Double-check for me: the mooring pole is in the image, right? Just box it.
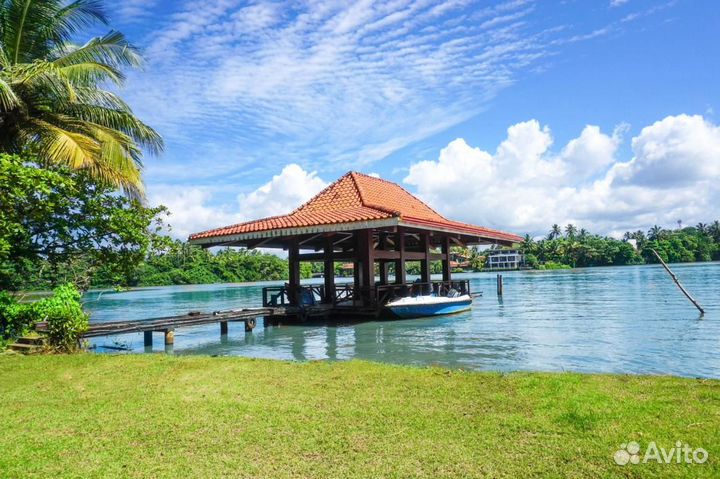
[651,249,704,315]
[497,274,503,296]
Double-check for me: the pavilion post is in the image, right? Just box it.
[420,232,431,285]
[357,229,375,306]
[323,236,335,303]
[441,236,452,282]
[288,238,300,306]
[395,228,406,285]
[379,261,390,285]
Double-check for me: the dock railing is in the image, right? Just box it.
[375,280,470,306]
[263,280,470,309]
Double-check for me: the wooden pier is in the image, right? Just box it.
[81,307,282,347]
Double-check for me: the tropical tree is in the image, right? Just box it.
[565,223,577,239]
[0,0,162,197]
[709,220,720,242]
[548,224,561,240]
[648,225,664,241]
[521,233,534,251]
[696,223,708,235]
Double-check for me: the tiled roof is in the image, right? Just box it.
[189,172,522,243]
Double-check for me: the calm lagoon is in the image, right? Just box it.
[83,262,720,378]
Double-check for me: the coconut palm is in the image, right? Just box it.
[547,224,561,240]
[709,220,720,242]
[565,223,577,239]
[0,0,162,197]
[647,225,664,241]
[521,233,534,252]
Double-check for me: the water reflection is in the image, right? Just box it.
[84,263,720,377]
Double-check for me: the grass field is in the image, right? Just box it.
[1,354,718,478]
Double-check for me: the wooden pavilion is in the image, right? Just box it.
[188,172,522,317]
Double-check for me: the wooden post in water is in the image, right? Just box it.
[496,274,503,296]
[164,329,175,345]
[651,249,704,315]
[144,331,152,348]
[220,321,228,335]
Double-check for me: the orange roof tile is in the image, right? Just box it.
[189,172,522,244]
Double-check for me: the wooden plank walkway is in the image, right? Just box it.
[82,307,287,347]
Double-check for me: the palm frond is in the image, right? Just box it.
[28,117,100,168]
[62,103,164,154]
[57,61,124,86]
[0,74,21,110]
[54,31,143,71]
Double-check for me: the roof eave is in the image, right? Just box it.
[398,219,521,246]
[187,217,400,247]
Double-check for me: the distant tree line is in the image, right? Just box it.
[519,222,720,269]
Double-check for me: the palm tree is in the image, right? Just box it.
[521,233,534,253]
[648,225,663,241]
[709,220,720,242]
[0,0,162,197]
[565,223,577,239]
[696,222,708,235]
[547,224,561,240]
[578,228,588,240]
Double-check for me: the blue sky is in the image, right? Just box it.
[104,0,719,239]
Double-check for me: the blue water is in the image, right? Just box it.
[83,263,720,378]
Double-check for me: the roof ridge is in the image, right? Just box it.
[349,172,401,216]
[290,171,354,215]
[351,171,448,220]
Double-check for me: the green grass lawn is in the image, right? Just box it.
[1,355,718,478]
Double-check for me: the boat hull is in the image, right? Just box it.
[385,296,472,319]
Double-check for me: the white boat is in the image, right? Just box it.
[385,294,473,319]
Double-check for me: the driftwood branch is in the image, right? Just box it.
[651,249,705,315]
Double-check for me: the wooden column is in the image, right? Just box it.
[395,228,406,284]
[357,229,375,305]
[323,236,335,303]
[288,238,300,306]
[420,232,431,284]
[441,236,451,282]
[379,261,390,285]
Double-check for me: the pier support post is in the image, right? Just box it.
[497,274,503,296]
[245,317,257,332]
[164,329,175,345]
[144,331,153,348]
[220,321,228,335]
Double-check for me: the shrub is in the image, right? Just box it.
[32,284,89,352]
[0,291,34,340]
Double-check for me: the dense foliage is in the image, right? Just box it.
[128,241,293,287]
[0,0,162,196]
[0,283,87,350]
[0,153,169,291]
[518,223,720,269]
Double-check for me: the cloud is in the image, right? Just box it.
[150,164,327,240]
[610,0,630,7]
[148,186,242,241]
[121,0,634,173]
[110,0,159,23]
[404,114,720,236]
[236,164,328,219]
[614,115,720,187]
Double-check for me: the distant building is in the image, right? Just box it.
[485,249,524,270]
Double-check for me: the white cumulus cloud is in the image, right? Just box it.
[150,164,328,240]
[404,114,720,236]
[236,164,328,220]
